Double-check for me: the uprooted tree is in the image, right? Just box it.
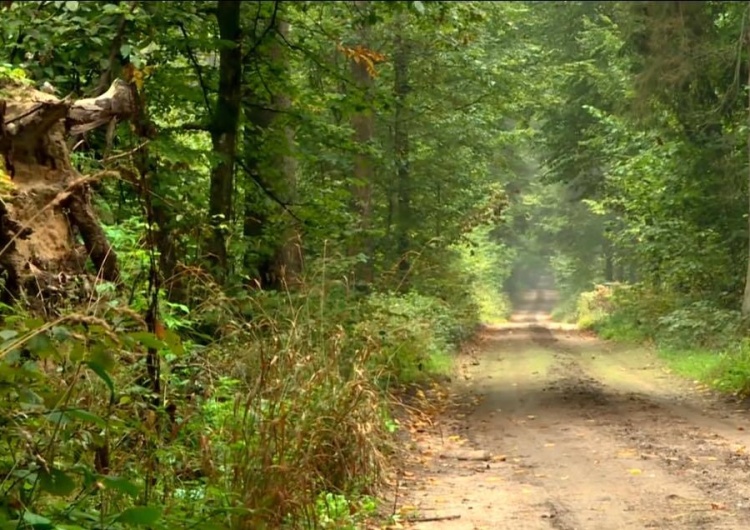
[0,79,133,311]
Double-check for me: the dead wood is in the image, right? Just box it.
[0,79,132,310]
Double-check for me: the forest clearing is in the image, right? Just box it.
[3,1,750,529]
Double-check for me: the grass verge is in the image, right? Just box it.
[571,284,750,398]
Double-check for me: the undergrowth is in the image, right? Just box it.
[0,245,489,529]
[573,283,750,397]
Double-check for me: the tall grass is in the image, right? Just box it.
[0,256,471,529]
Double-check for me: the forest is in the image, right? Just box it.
[2,1,750,528]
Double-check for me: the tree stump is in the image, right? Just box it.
[0,79,132,312]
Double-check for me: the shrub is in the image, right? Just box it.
[357,291,462,387]
[656,301,740,349]
[575,283,620,330]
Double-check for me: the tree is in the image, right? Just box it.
[208,0,242,276]
[347,0,376,283]
[392,13,411,279]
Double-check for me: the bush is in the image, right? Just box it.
[358,291,462,386]
[575,283,750,397]
[656,301,740,349]
[588,284,675,342]
[575,283,620,330]
[1,260,485,529]
[580,283,741,349]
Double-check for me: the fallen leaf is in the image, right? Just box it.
[627,468,642,476]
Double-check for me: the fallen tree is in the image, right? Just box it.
[0,79,132,312]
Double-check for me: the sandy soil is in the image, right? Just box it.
[396,289,750,529]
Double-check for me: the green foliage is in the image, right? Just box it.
[0,63,31,85]
[0,278,413,529]
[574,284,617,330]
[456,226,515,323]
[22,0,750,526]
[313,492,378,529]
[360,291,459,386]
[658,343,750,397]
[0,309,175,529]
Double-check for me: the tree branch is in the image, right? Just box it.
[178,21,213,115]
[236,157,303,224]
[93,1,138,97]
[242,0,280,63]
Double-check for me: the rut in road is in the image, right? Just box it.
[401,289,750,530]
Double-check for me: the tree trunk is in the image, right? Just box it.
[603,240,614,282]
[393,22,411,282]
[742,24,750,318]
[268,21,301,289]
[348,0,375,284]
[208,0,242,278]
[242,16,299,289]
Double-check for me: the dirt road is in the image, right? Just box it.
[399,289,750,529]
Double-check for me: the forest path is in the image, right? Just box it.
[397,288,750,529]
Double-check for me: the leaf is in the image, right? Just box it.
[27,332,57,359]
[64,1,79,12]
[0,329,17,341]
[22,511,54,528]
[85,361,115,405]
[114,506,163,525]
[163,329,184,356]
[412,1,425,14]
[128,331,166,350]
[89,348,115,371]
[103,476,140,498]
[44,410,69,424]
[40,468,76,496]
[120,44,132,58]
[19,388,44,405]
[627,468,642,476]
[66,408,108,428]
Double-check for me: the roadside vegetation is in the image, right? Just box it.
[497,2,750,399]
[0,2,517,528]
[5,1,750,528]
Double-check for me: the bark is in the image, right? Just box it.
[348,0,375,283]
[242,17,300,289]
[393,24,411,280]
[742,23,750,318]
[66,194,119,282]
[268,21,301,289]
[208,0,242,277]
[603,240,614,282]
[0,80,128,310]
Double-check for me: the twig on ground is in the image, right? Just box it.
[407,514,461,523]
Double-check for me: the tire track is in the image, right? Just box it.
[404,288,750,529]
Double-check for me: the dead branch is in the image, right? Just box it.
[407,514,461,523]
[67,79,134,135]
